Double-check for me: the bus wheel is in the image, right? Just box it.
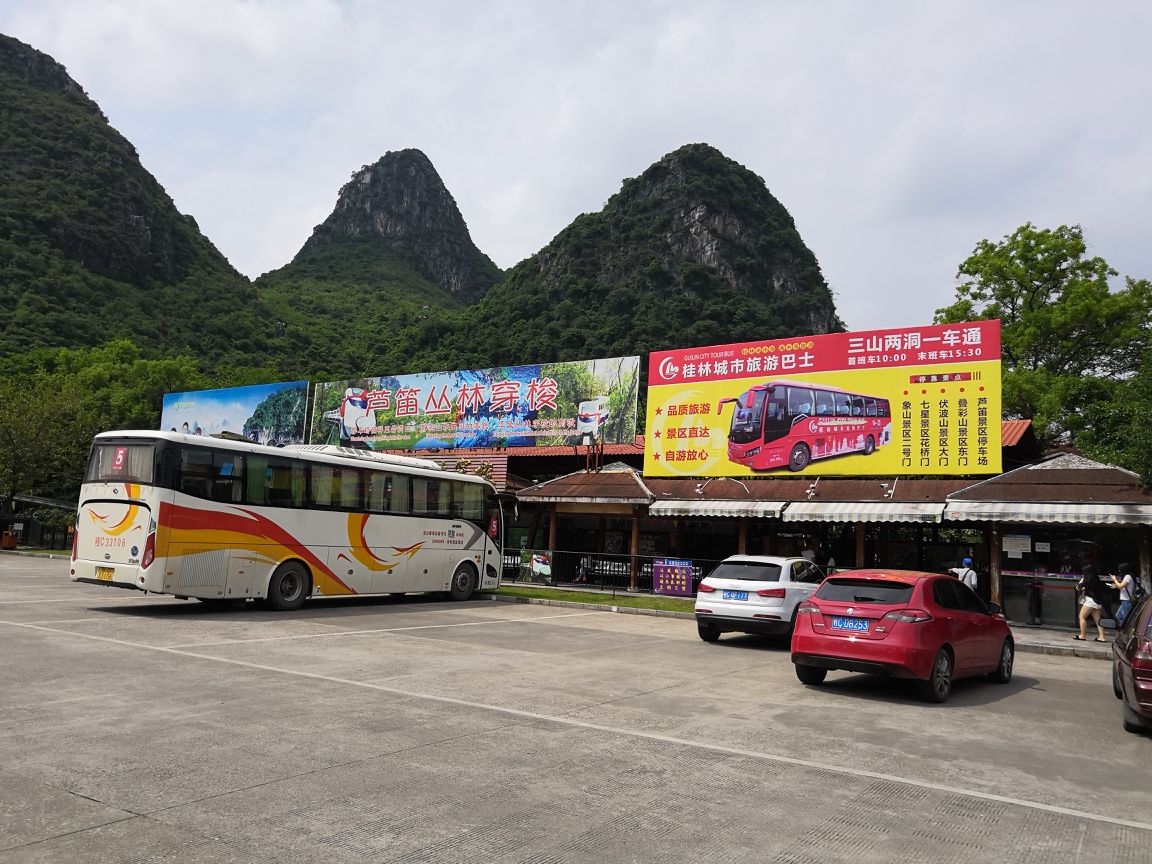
[448,564,477,601]
[864,435,875,455]
[788,443,810,471]
[267,561,310,611]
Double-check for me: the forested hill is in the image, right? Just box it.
[0,33,265,364]
[410,144,843,371]
[254,149,503,378]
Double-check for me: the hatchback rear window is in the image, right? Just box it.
[815,578,914,604]
[707,561,782,582]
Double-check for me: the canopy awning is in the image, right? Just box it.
[649,500,787,518]
[943,501,1152,525]
[782,501,947,523]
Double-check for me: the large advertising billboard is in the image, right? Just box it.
[645,321,1001,477]
[160,381,310,445]
[310,356,640,450]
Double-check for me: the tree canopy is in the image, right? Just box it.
[935,223,1152,453]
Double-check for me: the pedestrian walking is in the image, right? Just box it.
[952,557,978,592]
[1110,563,1136,629]
[1075,564,1107,642]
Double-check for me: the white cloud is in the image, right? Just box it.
[3,0,1150,331]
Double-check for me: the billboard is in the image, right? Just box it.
[645,321,1001,477]
[310,356,640,450]
[160,381,310,445]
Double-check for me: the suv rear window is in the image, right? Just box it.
[707,561,782,582]
[815,578,914,604]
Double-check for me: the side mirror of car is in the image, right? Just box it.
[987,601,1003,616]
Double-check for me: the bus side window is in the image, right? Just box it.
[814,391,834,416]
[850,396,864,416]
[339,468,364,510]
[865,399,878,417]
[247,455,303,507]
[835,393,852,416]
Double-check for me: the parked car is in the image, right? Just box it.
[1111,594,1152,733]
[790,569,1014,703]
[694,555,826,642]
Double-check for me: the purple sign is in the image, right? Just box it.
[653,558,694,596]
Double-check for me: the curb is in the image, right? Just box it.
[0,550,67,559]
[488,594,1113,659]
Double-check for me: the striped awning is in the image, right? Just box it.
[944,501,1152,525]
[649,500,787,518]
[782,501,946,523]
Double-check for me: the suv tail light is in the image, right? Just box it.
[756,587,787,598]
[697,582,715,593]
[880,608,932,624]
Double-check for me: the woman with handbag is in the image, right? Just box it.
[1074,564,1107,642]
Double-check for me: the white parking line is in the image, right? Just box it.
[2,616,1150,834]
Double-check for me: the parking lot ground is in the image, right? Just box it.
[1,556,1149,863]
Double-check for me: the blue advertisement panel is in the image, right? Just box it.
[160,381,310,445]
[310,356,640,450]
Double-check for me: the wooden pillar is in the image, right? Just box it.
[737,518,748,555]
[989,522,1002,605]
[854,523,865,568]
[629,514,640,591]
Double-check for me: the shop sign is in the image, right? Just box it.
[653,558,694,596]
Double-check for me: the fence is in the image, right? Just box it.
[0,516,71,551]
[501,548,724,593]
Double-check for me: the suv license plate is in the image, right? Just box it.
[831,616,869,632]
[96,566,114,581]
[722,590,748,601]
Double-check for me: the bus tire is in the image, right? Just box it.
[788,443,810,472]
[864,435,875,455]
[267,561,310,611]
[448,563,477,601]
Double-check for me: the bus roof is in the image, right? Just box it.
[93,430,492,485]
[745,379,887,398]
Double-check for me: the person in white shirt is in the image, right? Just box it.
[1110,563,1136,627]
[951,557,978,591]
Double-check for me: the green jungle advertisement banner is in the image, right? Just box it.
[311,356,639,450]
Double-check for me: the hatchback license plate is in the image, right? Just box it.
[722,590,748,601]
[831,616,869,632]
[96,566,114,581]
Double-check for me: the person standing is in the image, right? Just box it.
[1075,564,1107,642]
[953,557,978,592]
[1110,563,1136,628]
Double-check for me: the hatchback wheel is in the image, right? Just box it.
[989,638,1014,684]
[795,664,827,686]
[697,621,721,643]
[919,648,953,703]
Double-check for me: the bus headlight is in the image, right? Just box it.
[745,447,761,457]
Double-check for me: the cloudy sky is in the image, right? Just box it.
[3,0,1149,332]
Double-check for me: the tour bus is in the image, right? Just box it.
[718,379,891,472]
[71,430,503,609]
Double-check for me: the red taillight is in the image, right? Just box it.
[71,527,78,562]
[1133,642,1152,678]
[756,587,787,598]
[141,532,155,570]
[796,600,819,614]
[697,583,715,593]
[881,608,932,624]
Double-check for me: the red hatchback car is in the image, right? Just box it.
[1111,594,1152,733]
[791,569,1014,703]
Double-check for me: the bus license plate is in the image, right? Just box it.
[831,616,869,632]
[722,590,748,601]
[96,567,114,581]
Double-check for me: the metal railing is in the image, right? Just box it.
[501,548,724,593]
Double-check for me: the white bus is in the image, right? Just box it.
[70,430,503,609]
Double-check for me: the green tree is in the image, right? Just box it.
[935,223,1152,447]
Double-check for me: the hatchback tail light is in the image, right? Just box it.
[756,587,787,598]
[880,608,932,624]
[796,600,820,614]
[697,583,716,593]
